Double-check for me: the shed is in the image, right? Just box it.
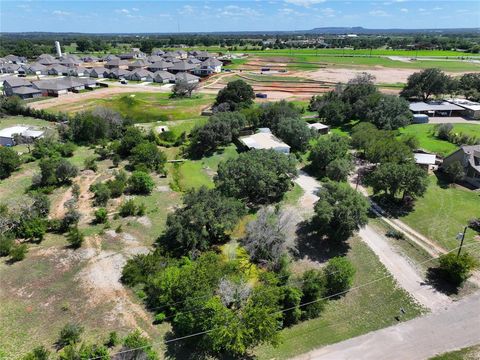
[308,122,330,135]
[412,114,429,124]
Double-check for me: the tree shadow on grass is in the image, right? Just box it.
[370,194,415,218]
[424,267,460,296]
[294,220,350,263]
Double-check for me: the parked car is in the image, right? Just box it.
[120,79,128,84]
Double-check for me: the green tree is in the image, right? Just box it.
[308,135,349,174]
[0,147,21,179]
[437,252,478,286]
[401,68,451,100]
[214,79,255,110]
[325,158,354,182]
[301,269,326,319]
[325,257,356,296]
[258,100,302,129]
[128,171,155,195]
[367,95,412,130]
[443,160,465,184]
[275,117,313,152]
[129,142,167,173]
[366,137,413,164]
[317,93,350,126]
[94,208,108,224]
[215,149,297,205]
[118,127,144,157]
[365,162,429,200]
[90,183,111,206]
[458,73,480,101]
[281,286,303,326]
[313,181,369,240]
[161,187,245,255]
[66,227,84,249]
[121,330,158,360]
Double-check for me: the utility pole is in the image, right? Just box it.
[456,226,468,257]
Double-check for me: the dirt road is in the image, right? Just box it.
[292,291,480,360]
[294,170,451,311]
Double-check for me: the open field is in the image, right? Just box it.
[400,175,480,259]
[34,92,214,123]
[254,236,424,359]
[0,115,53,130]
[399,123,480,157]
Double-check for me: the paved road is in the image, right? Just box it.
[292,291,480,360]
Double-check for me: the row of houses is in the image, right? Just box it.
[2,77,101,98]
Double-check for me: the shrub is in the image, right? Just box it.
[386,229,405,240]
[128,171,155,195]
[437,252,478,286]
[154,313,166,324]
[119,199,137,217]
[94,208,108,224]
[301,269,326,319]
[57,323,84,348]
[84,156,98,172]
[105,331,119,348]
[0,234,14,256]
[468,218,480,233]
[90,183,111,206]
[443,160,465,184]
[324,257,356,296]
[9,243,28,262]
[22,346,50,360]
[0,147,21,179]
[66,227,84,249]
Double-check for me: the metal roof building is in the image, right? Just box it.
[239,128,290,154]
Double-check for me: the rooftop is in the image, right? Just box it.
[239,129,290,152]
[409,101,465,112]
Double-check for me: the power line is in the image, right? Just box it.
[90,241,480,360]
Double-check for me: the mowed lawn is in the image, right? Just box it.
[401,175,480,257]
[399,123,480,156]
[254,237,425,359]
[49,92,215,123]
[0,115,53,130]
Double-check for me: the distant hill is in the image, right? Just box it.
[305,27,480,35]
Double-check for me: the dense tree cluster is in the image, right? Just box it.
[310,73,412,130]
[215,149,297,205]
[214,79,255,111]
[308,134,352,179]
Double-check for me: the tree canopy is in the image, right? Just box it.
[400,68,452,100]
[214,79,255,110]
[308,134,350,174]
[0,147,21,179]
[215,149,297,205]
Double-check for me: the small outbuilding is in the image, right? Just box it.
[238,128,290,154]
[307,122,330,135]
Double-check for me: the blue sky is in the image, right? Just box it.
[1,0,479,33]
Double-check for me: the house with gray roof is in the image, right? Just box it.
[153,71,175,84]
[48,65,70,76]
[126,69,154,82]
[33,77,85,96]
[10,86,43,100]
[109,68,130,79]
[26,63,48,75]
[128,59,148,71]
[89,67,110,78]
[147,61,174,72]
[105,59,126,69]
[169,61,198,74]
[3,78,34,96]
[193,58,223,76]
[175,72,200,84]
[442,145,480,188]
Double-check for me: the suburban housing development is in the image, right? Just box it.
[0,2,479,359]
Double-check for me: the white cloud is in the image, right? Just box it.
[219,5,261,17]
[132,7,139,11]
[115,8,130,14]
[278,7,305,16]
[284,0,326,8]
[179,5,194,15]
[52,10,71,16]
[418,8,426,12]
[319,7,336,17]
[400,8,408,12]
[432,7,442,11]
[369,9,390,16]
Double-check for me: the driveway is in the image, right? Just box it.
[292,291,480,360]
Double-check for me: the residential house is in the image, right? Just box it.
[193,58,223,76]
[175,72,200,84]
[2,78,34,96]
[101,54,119,62]
[59,57,81,68]
[153,71,175,84]
[4,55,25,64]
[238,128,291,154]
[169,61,198,74]
[26,63,48,75]
[33,77,85,96]
[48,65,70,76]
[1,64,21,74]
[0,126,44,146]
[65,67,87,77]
[128,59,148,71]
[147,55,164,63]
[105,59,126,69]
[90,67,110,78]
[151,49,165,56]
[189,50,211,60]
[147,61,174,72]
[82,56,99,63]
[409,101,465,117]
[447,99,480,120]
[126,69,154,82]
[442,145,480,188]
[109,68,130,79]
[10,86,43,100]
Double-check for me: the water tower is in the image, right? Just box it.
[55,41,62,58]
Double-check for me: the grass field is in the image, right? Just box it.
[401,175,480,259]
[0,115,54,130]
[399,123,480,156]
[48,92,215,123]
[254,236,425,359]
[430,344,480,360]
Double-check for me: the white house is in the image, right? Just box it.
[238,128,291,154]
[0,126,44,146]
